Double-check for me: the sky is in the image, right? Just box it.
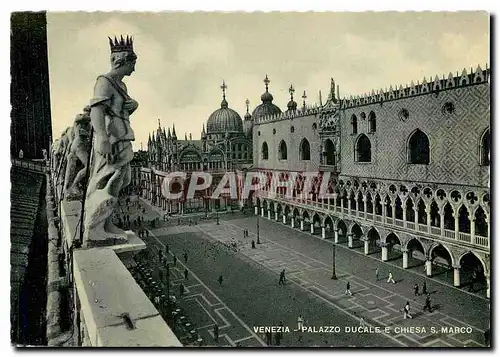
[46,11,489,151]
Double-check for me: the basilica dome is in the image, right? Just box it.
[206,98,243,134]
[252,75,282,119]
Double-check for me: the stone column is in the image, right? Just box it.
[348,234,353,248]
[440,212,445,236]
[381,246,388,261]
[267,209,271,220]
[334,229,339,243]
[470,218,476,243]
[300,220,304,231]
[402,209,407,228]
[364,239,369,255]
[261,207,265,217]
[275,211,278,221]
[425,260,432,276]
[453,265,461,287]
[402,249,409,269]
[355,200,359,217]
[454,213,459,239]
[327,197,330,211]
[282,215,286,224]
[310,223,314,234]
[426,208,431,229]
[322,226,326,239]
[254,206,258,215]
[291,217,295,228]
[382,203,387,222]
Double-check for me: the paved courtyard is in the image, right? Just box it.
[132,198,489,347]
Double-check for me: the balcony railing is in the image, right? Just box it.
[458,232,472,243]
[12,158,46,173]
[418,224,428,233]
[318,164,338,173]
[256,190,489,249]
[444,229,455,239]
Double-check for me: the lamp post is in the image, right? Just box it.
[166,262,172,320]
[331,239,337,280]
[257,209,261,244]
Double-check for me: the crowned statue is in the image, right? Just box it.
[83,35,138,246]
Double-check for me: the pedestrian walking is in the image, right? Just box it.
[297,314,304,331]
[251,240,256,249]
[278,270,285,285]
[179,283,185,298]
[213,323,219,342]
[165,244,169,255]
[183,252,188,263]
[345,281,353,296]
[158,249,163,262]
[218,275,223,286]
[375,267,379,281]
[387,271,395,284]
[265,331,272,346]
[423,294,432,313]
[173,255,177,266]
[184,268,189,280]
[275,321,283,345]
[413,283,419,298]
[403,301,413,319]
[422,281,427,295]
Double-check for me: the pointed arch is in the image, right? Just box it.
[480,128,490,166]
[408,129,430,164]
[474,206,488,237]
[355,134,372,162]
[324,138,335,165]
[278,140,287,160]
[261,142,269,160]
[368,111,376,133]
[299,138,311,160]
[351,114,358,135]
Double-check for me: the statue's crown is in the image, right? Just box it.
[108,35,134,53]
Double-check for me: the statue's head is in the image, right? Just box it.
[109,35,137,76]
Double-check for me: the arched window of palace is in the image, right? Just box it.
[324,139,335,165]
[408,129,430,164]
[480,128,490,166]
[351,114,358,135]
[368,111,377,133]
[278,140,288,160]
[262,142,269,160]
[299,138,311,160]
[355,134,371,162]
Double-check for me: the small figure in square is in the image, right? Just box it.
[345,281,353,296]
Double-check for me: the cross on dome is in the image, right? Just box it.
[264,74,270,92]
[220,80,227,99]
[289,84,295,100]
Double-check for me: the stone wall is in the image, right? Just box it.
[339,82,490,187]
[253,112,321,172]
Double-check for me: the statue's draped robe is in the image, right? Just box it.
[84,74,137,241]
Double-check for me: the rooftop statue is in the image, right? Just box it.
[55,127,74,188]
[83,35,138,246]
[63,106,92,201]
